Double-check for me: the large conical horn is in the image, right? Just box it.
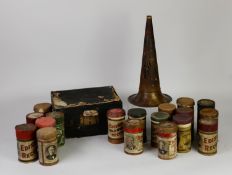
[128,16,172,107]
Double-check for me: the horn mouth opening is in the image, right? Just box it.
[128,93,172,107]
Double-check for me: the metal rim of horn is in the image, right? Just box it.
[128,15,172,107]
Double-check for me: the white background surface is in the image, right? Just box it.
[0,0,232,174]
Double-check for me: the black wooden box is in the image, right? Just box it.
[51,86,122,138]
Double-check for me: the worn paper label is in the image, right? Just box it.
[124,132,143,154]
[38,140,58,165]
[198,132,217,154]
[108,119,124,139]
[17,140,37,161]
[157,134,177,159]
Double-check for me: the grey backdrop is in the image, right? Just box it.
[0,0,231,174]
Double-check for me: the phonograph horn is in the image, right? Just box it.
[128,16,172,107]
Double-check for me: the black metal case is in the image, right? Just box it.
[51,86,122,138]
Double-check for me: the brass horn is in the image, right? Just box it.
[128,16,172,107]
